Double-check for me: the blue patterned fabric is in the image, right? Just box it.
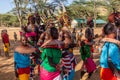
[14,51,30,69]
[100,42,120,70]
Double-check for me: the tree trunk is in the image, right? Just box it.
[94,0,97,28]
[14,0,23,27]
[19,19,22,27]
[16,13,22,27]
[0,16,1,26]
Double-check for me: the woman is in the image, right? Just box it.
[84,28,94,54]
[26,15,39,45]
[108,12,120,40]
[86,17,94,39]
[14,35,35,80]
[100,23,120,80]
[80,28,96,79]
[40,27,64,80]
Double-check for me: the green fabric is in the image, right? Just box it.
[39,47,44,52]
[80,45,91,61]
[41,48,62,72]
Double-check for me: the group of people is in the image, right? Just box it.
[14,12,78,80]
[1,10,120,80]
[13,11,98,80]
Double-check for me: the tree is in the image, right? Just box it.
[0,14,19,27]
[104,0,120,14]
[13,0,29,27]
[67,0,108,27]
[68,0,94,18]
[11,0,69,26]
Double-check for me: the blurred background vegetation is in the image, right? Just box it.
[0,0,120,27]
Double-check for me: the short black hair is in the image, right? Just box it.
[85,28,93,39]
[47,27,58,39]
[103,23,116,35]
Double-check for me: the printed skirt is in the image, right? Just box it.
[40,67,62,80]
[100,67,117,80]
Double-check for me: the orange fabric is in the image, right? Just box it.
[4,43,9,52]
[19,73,29,80]
[100,68,117,80]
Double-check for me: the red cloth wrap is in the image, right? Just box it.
[18,67,30,75]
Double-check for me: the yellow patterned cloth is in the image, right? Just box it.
[4,43,9,53]
[19,74,29,80]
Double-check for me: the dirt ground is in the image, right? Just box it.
[0,27,102,80]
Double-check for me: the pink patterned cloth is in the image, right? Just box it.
[25,32,37,38]
[20,31,23,36]
[85,58,96,73]
[40,67,61,80]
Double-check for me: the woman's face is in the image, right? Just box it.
[21,37,27,46]
[108,33,116,39]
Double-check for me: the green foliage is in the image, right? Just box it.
[67,0,120,20]
[0,14,19,27]
[1,0,120,27]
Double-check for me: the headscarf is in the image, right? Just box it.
[108,12,120,27]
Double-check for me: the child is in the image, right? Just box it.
[14,32,17,42]
[62,32,77,80]
[1,29,10,57]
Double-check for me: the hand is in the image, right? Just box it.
[90,54,93,59]
[65,69,69,74]
[4,44,7,48]
[84,60,87,63]
[56,64,62,71]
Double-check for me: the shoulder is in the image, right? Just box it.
[43,48,61,57]
[102,38,120,48]
[42,40,64,49]
[15,46,21,52]
[102,42,119,52]
[103,42,119,48]
[109,43,119,50]
[15,46,35,54]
